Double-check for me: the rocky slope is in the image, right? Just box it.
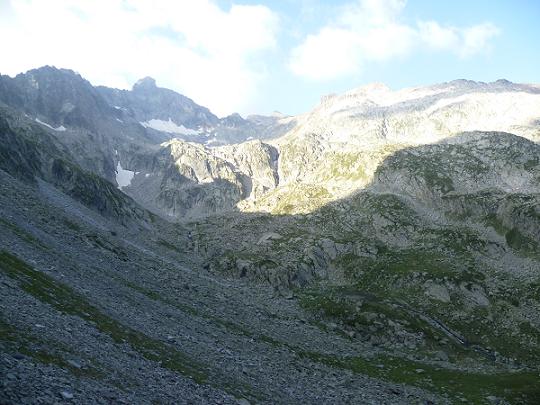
[0,66,292,190]
[1,70,540,403]
[204,131,540,286]
[1,125,538,403]
[117,139,279,219]
[199,131,540,403]
[0,128,447,405]
[0,104,150,226]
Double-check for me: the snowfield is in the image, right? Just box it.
[140,118,199,135]
[115,161,135,189]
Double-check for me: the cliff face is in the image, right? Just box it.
[0,105,151,226]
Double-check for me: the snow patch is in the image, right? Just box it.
[115,161,134,190]
[140,118,199,135]
[116,118,123,123]
[35,118,66,131]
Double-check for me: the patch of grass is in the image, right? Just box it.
[84,233,128,261]
[358,193,420,231]
[63,218,82,231]
[337,247,482,287]
[524,282,540,306]
[321,151,369,181]
[121,278,164,302]
[426,227,487,255]
[299,292,354,321]
[524,157,539,171]
[519,321,540,338]
[298,287,456,350]
[0,217,47,249]
[442,306,540,366]
[266,184,332,215]
[505,227,540,258]
[484,213,508,236]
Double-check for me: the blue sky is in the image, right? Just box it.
[1,0,539,116]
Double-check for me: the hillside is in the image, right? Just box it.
[1,69,539,404]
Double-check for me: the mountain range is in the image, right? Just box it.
[1,66,539,404]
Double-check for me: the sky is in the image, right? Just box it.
[0,0,539,117]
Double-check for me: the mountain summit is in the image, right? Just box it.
[133,76,157,90]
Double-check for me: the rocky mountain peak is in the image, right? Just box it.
[0,65,115,137]
[133,76,157,91]
[447,78,482,87]
[23,65,81,80]
[220,112,245,127]
[14,66,91,95]
[494,78,512,85]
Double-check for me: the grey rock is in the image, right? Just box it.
[434,351,449,362]
[67,360,82,369]
[60,391,74,400]
[424,282,451,303]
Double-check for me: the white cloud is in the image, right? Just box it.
[0,0,279,116]
[459,23,500,57]
[290,28,362,79]
[418,21,499,57]
[290,0,499,80]
[417,21,460,51]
